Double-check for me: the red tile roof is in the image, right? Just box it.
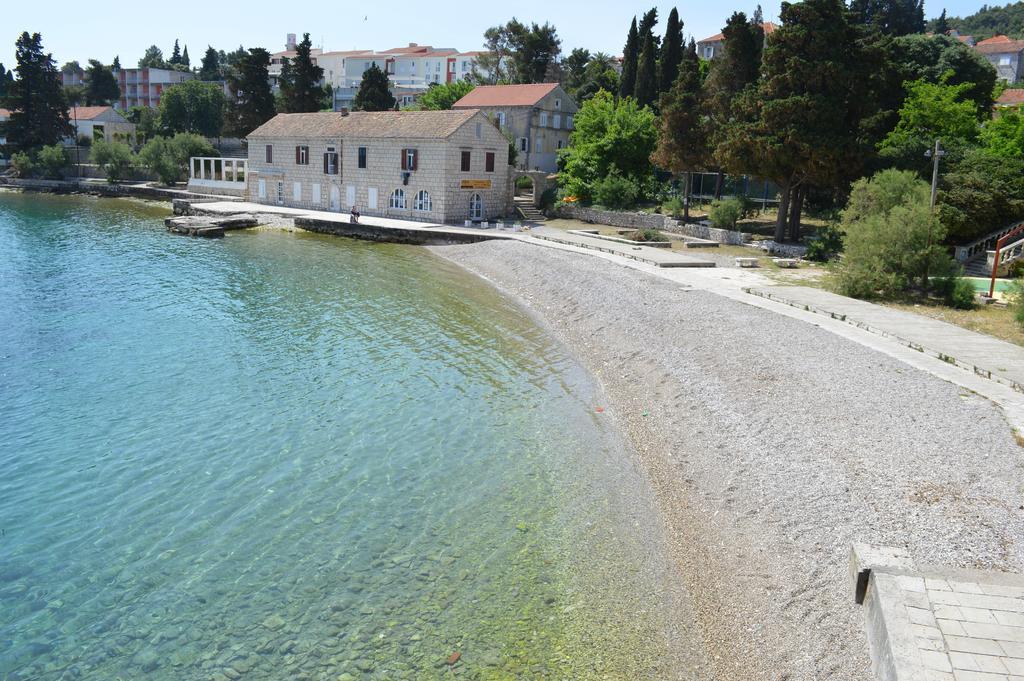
[977,35,1013,45]
[976,39,1024,55]
[452,83,560,108]
[69,106,117,121]
[698,22,777,44]
[996,89,1024,106]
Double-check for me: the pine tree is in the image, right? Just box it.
[112,56,121,71]
[703,12,763,157]
[935,8,950,34]
[182,46,190,69]
[353,63,395,111]
[634,31,658,108]
[619,17,640,99]
[0,63,8,98]
[225,48,275,137]
[279,33,327,113]
[84,59,120,105]
[659,8,684,97]
[199,46,221,81]
[652,41,706,220]
[5,32,72,150]
[170,39,182,65]
[638,8,660,49]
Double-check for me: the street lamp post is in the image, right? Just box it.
[923,139,946,287]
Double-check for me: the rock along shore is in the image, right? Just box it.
[429,239,1024,681]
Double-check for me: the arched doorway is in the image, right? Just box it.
[469,193,484,221]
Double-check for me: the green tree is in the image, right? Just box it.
[559,90,657,203]
[4,32,72,151]
[126,105,159,144]
[928,3,1024,40]
[159,80,226,137]
[419,80,475,110]
[181,46,190,69]
[837,169,952,297]
[879,76,980,169]
[619,17,640,99]
[480,19,561,84]
[279,33,327,113]
[37,143,67,179]
[659,7,684,96]
[198,46,221,81]
[90,139,135,182]
[477,19,523,84]
[0,63,11,97]
[138,133,216,185]
[112,56,121,71]
[634,30,658,108]
[563,47,591,97]
[652,43,706,220]
[935,8,950,34]
[138,45,166,69]
[938,148,1024,243]
[574,53,620,102]
[169,40,182,66]
[353,63,395,111]
[980,110,1024,158]
[84,59,119,105]
[225,48,275,137]
[849,0,925,35]
[888,34,996,118]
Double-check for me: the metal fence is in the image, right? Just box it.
[680,172,782,210]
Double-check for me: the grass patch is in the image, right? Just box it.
[883,301,1024,347]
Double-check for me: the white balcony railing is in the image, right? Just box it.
[188,157,248,191]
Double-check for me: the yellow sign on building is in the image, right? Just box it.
[460,179,492,189]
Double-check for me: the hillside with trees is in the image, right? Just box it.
[927,1,1024,39]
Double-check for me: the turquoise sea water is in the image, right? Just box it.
[0,193,682,680]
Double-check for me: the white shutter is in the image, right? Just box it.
[293,182,302,202]
[257,179,266,199]
[312,184,321,205]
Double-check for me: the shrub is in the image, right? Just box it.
[515,176,534,190]
[593,170,640,209]
[1010,280,1024,328]
[708,197,744,230]
[91,139,136,183]
[138,133,216,185]
[10,151,35,178]
[36,145,68,179]
[945,276,977,310]
[836,169,956,299]
[539,187,558,212]
[76,134,93,148]
[662,196,685,218]
[805,223,845,262]
[626,228,666,242]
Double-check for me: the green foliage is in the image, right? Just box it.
[945,276,977,309]
[662,196,685,218]
[937,147,1024,243]
[36,144,67,179]
[805,222,845,262]
[619,17,640,98]
[419,81,474,110]
[980,111,1024,158]
[927,3,1024,41]
[225,48,276,137]
[126,106,159,144]
[539,187,558,211]
[627,228,667,242]
[880,76,980,155]
[593,169,641,209]
[198,46,221,81]
[836,169,954,298]
[478,19,561,84]
[708,197,745,230]
[849,0,925,35]
[634,31,658,109]
[5,32,72,151]
[90,139,135,182]
[159,81,226,138]
[84,59,119,105]
[888,35,997,118]
[559,91,657,203]
[10,151,35,177]
[658,8,684,94]
[1010,280,1024,328]
[571,53,620,103]
[353,63,396,112]
[138,133,216,185]
[138,45,166,69]
[653,44,705,179]
[279,34,329,113]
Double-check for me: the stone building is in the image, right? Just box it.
[67,106,135,144]
[974,36,1024,83]
[696,22,777,60]
[245,109,512,224]
[452,83,577,174]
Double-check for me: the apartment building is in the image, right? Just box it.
[117,67,195,110]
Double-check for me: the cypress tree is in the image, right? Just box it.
[225,48,275,136]
[199,47,221,81]
[638,8,660,47]
[170,39,182,65]
[353,63,396,111]
[279,33,327,113]
[935,9,950,34]
[0,63,8,97]
[112,56,121,71]
[619,17,639,99]
[659,8,684,96]
[634,32,658,108]
[182,46,190,69]
[5,32,72,151]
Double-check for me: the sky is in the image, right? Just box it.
[0,0,988,70]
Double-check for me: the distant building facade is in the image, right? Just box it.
[975,36,1024,82]
[67,106,135,143]
[117,67,195,110]
[453,83,577,174]
[245,109,511,223]
[696,22,778,60]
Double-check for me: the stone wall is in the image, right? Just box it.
[554,204,668,230]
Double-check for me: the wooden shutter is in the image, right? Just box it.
[411,150,418,171]
[401,149,407,170]
[295,146,300,164]
[323,153,329,174]
[486,152,495,172]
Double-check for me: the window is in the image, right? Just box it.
[553,114,561,129]
[475,122,482,138]
[1000,56,1011,66]
[519,137,528,152]
[265,145,273,163]
[497,111,506,127]
[469,193,483,220]
[485,152,495,173]
[258,178,266,199]
[461,150,471,172]
[295,145,309,165]
[539,112,548,127]
[323,147,339,175]
[358,146,367,168]
[312,184,321,205]
[276,181,284,204]
[567,115,574,130]
[389,188,405,209]
[557,139,565,150]
[401,148,418,171]
[554,99,561,109]
[414,190,432,212]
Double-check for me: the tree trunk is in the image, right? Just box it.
[713,171,724,200]
[683,171,691,222]
[774,183,790,243]
[787,186,803,243]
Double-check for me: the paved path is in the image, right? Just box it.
[531,226,717,268]
[854,546,1024,681]
[746,286,1024,394]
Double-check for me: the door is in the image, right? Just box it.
[276,182,284,205]
[346,185,355,207]
[257,179,266,200]
[312,184,321,206]
[293,182,302,202]
[470,193,483,221]
[367,187,378,210]
[329,186,341,211]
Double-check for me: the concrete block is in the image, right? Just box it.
[853,544,917,604]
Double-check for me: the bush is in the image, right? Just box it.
[945,276,977,310]
[36,145,68,179]
[708,197,744,230]
[10,151,35,178]
[836,169,956,300]
[138,133,216,185]
[1010,280,1024,328]
[539,187,558,212]
[91,139,136,183]
[76,134,93,148]
[593,170,640,209]
[805,223,845,262]
[662,196,685,218]
[515,176,534,190]
[626,228,666,242]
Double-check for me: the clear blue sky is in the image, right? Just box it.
[1,0,984,70]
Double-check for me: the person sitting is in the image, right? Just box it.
[350,206,360,224]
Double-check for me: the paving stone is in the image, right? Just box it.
[962,621,1024,643]
[993,612,1024,628]
[945,636,1006,656]
[922,650,954,672]
[952,671,1011,681]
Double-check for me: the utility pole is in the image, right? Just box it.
[923,139,945,288]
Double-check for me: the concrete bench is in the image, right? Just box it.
[735,257,760,268]
[772,258,799,268]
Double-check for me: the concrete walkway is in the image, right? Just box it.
[531,225,717,268]
[746,286,1024,394]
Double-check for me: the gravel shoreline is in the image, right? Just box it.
[429,239,1024,681]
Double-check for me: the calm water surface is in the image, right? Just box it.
[0,193,679,680]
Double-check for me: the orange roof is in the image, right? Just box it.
[0,108,10,117]
[976,39,1024,54]
[452,83,559,108]
[996,89,1024,106]
[698,22,777,44]
[977,35,1013,45]
[69,106,117,121]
